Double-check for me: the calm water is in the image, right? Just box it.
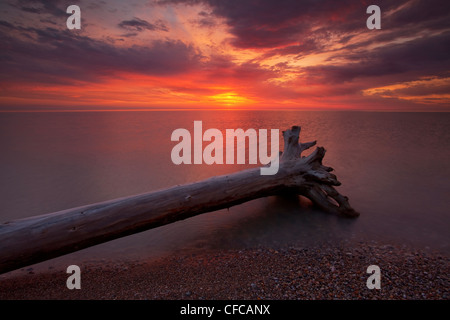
[0,111,449,269]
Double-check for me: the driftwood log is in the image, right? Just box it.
[0,126,358,274]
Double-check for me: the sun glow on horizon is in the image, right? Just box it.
[208,92,255,107]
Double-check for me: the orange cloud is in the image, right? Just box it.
[1,0,450,111]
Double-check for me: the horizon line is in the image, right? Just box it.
[0,108,449,113]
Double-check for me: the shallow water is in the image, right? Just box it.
[0,110,449,269]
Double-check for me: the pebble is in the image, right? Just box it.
[0,242,448,300]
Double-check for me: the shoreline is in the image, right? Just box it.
[0,240,448,300]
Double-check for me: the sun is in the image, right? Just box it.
[209,92,253,107]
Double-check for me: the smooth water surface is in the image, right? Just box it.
[0,111,449,269]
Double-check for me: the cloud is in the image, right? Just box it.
[261,38,324,59]
[162,0,374,49]
[2,0,450,110]
[303,31,450,85]
[164,0,450,56]
[118,17,169,32]
[0,23,201,85]
[12,0,68,17]
[191,10,217,28]
[386,0,450,30]
[363,76,450,105]
[204,58,279,82]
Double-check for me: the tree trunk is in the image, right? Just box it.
[0,125,358,274]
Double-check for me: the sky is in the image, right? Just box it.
[0,0,449,111]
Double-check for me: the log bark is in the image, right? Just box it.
[0,125,359,274]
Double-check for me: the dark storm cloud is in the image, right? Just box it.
[0,23,202,84]
[118,17,169,32]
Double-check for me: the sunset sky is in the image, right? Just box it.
[0,0,449,111]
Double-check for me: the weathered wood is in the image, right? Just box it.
[0,125,358,274]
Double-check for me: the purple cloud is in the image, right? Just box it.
[0,23,202,84]
[118,18,169,32]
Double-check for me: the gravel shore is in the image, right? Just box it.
[0,241,448,300]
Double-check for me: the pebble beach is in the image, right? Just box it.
[0,241,448,300]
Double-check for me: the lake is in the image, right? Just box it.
[0,110,449,269]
